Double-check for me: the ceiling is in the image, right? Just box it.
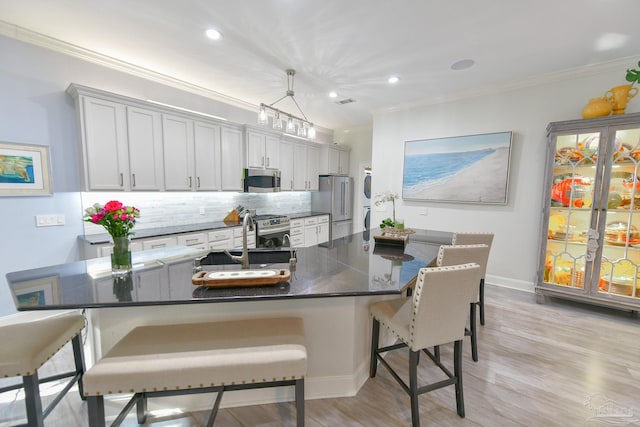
[1,0,639,131]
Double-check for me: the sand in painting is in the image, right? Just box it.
[403,147,510,203]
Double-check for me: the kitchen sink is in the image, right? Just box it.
[195,248,294,267]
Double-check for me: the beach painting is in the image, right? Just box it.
[402,131,513,204]
[0,142,52,196]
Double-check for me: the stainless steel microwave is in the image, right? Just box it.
[243,168,281,193]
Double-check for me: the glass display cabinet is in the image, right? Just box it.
[537,112,640,311]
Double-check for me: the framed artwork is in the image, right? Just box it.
[11,276,60,308]
[0,142,52,196]
[402,131,513,204]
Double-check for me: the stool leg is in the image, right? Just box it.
[479,279,486,326]
[409,350,420,427]
[87,396,106,427]
[71,333,86,400]
[370,319,380,377]
[295,379,305,427]
[454,340,465,418]
[470,303,478,362]
[23,372,44,427]
[137,394,148,424]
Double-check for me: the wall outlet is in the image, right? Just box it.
[36,214,65,227]
[420,208,429,216]
[199,207,205,215]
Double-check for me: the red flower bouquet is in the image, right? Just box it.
[84,200,140,238]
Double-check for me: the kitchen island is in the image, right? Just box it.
[6,229,451,413]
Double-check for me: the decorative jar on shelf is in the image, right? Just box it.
[605,84,638,115]
[581,97,612,119]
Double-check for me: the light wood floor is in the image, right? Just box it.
[2,285,640,426]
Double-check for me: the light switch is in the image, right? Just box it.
[36,214,65,227]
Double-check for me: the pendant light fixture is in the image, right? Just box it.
[258,69,316,139]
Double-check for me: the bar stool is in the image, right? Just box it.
[0,311,86,427]
[369,263,482,427]
[452,232,494,326]
[436,244,490,362]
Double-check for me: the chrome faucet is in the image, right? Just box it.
[225,212,253,269]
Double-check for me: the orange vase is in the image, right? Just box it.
[581,97,612,119]
[605,84,638,115]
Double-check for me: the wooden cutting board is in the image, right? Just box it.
[192,269,291,288]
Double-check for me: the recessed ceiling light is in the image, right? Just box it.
[329,91,338,98]
[451,59,475,70]
[388,76,399,84]
[205,28,222,40]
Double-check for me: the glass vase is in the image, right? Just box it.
[111,236,132,276]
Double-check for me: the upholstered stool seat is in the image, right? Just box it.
[0,311,86,427]
[84,317,307,427]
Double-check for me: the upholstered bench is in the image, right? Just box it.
[83,317,307,427]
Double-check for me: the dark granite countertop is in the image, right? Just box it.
[8,229,452,310]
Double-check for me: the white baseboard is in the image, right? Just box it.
[486,274,534,293]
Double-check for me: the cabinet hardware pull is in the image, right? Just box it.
[266,157,269,167]
[189,176,192,187]
[120,173,124,187]
[132,173,136,187]
[262,156,265,166]
[197,177,201,188]
[291,180,293,190]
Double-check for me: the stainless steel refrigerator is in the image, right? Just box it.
[311,175,354,240]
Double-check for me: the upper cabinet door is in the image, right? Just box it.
[220,126,244,191]
[247,131,266,168]
[81,97,129,191]
[264,135,280,169]
[307,145,320,191]
[126,106,164,191]
[194,121,221,191]
[162,114,195,191]
[279,140,294,191]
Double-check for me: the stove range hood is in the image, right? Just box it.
[243,168,281,193]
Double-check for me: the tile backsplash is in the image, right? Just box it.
[81,192,311,235]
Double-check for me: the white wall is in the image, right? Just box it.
[372,69,640,292]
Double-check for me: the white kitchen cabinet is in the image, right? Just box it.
[142,236,178,251]
[289,218,305,248]
[322,145,351,175]
[293,143,320,191]
[162,116,222,191]
[93,240,143,258]
[126,106,164,190]
[76,96,129,191]
[246,129,280,169]
[162,114,195,191]
[69,88,165,192]
[177,232,208,250]
[194,121,221,191]
[208,228,234,250]
[304,215,330,246]
[279,139,294,191]
[220,126,245,191]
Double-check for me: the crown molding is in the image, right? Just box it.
[0,20,259,111]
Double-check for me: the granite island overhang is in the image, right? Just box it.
[7,230,451,310]
[5,229,452,414]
